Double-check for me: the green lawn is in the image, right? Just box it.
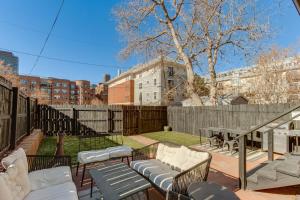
[142,131,204,146]
[38,135,144,165]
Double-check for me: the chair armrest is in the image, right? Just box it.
[172,153,212,195]
[27,155,71,172]
[132,142,160,161]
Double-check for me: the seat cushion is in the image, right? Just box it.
[5,158,31,200]
[180,148,209,171]
[29,166,73,191]
[149,168,179,191]
[0,173,14,200]
[169,146,189,171]
[24,182,78,200]
[157,145,181,166]
[77,149,109,164]
[130,159,171,178]
[1,148,28,172]
[107,145,132,158]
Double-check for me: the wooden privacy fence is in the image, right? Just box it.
[167,104,296,136]
[0,76,37,155]
[38,105,167,136]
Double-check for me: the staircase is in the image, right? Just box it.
[247,154,300,190]
[237,104,300,190]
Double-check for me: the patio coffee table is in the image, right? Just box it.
[89,162,152,200]
[187,182,239,200]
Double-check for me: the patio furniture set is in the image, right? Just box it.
[0,139,239,200]
[201,127,241,154]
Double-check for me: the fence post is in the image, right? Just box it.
[268,130,274,161]
[138,106,142,134]
[26,97,31,136]
[34,99,38,128]
[238,135,247,190]
[10,87,19,150]
[72,108,77,135]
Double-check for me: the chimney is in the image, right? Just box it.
[103,74,111,82]
[117,69,122,76]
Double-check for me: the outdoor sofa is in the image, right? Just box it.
[0,148,77,200]
[130,142,212,195]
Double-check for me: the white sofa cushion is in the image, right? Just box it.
[169,146,189,171]
[0,172,14,200]
[6,159,31,200]
[77,149,109,164]
[29,166,73,191]
[156,143,167,161]
[180,148,209,171]
[2,148,28,172]
[24,181,78,200]
[161,145,180,166]
[107,146,132,158]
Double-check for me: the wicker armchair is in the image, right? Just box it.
[132,142,212,195]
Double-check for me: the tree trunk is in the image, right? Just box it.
[166,19,202,105]
[207,51,217,105]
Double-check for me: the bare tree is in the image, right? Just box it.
[113,0,274,105]
[248,46,299,104]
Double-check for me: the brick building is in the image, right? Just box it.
[18,75,94,105]
[0,50,19,74]
[107,57,187,105]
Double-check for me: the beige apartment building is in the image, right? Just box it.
[216,56,300,104]
[107,57,187,106]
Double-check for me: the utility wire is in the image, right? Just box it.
[28,0,65,75]
[0,47,127,69]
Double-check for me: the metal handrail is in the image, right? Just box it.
[236,104,300,139]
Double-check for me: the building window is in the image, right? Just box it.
[154,92,157,99]
[21,79,28,84]
[154,78,156,86]
[139,83,142,89]
[54,89,60,94]
[55,83,61,87]
[168,67,174,76]
[31,81,37,85]
[62,83,68,88]
[70,84,76,89]
[168,80,174,89]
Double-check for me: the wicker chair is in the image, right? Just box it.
[131,142,212,196]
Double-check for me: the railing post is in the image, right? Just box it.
[268,130,274,161]
[239,135,247,190]
[26,97,31,136]
[10,87,19,150]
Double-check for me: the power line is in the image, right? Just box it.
[0,47,127,69]
[29,0,65,75]
[0,20,104,47]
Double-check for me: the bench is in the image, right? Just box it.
[0,148,77,200]
[75,135,133,186]
[131,142,212,195]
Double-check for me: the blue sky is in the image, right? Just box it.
[0,0,299,84]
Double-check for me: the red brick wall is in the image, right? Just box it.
[108,80,134,105]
